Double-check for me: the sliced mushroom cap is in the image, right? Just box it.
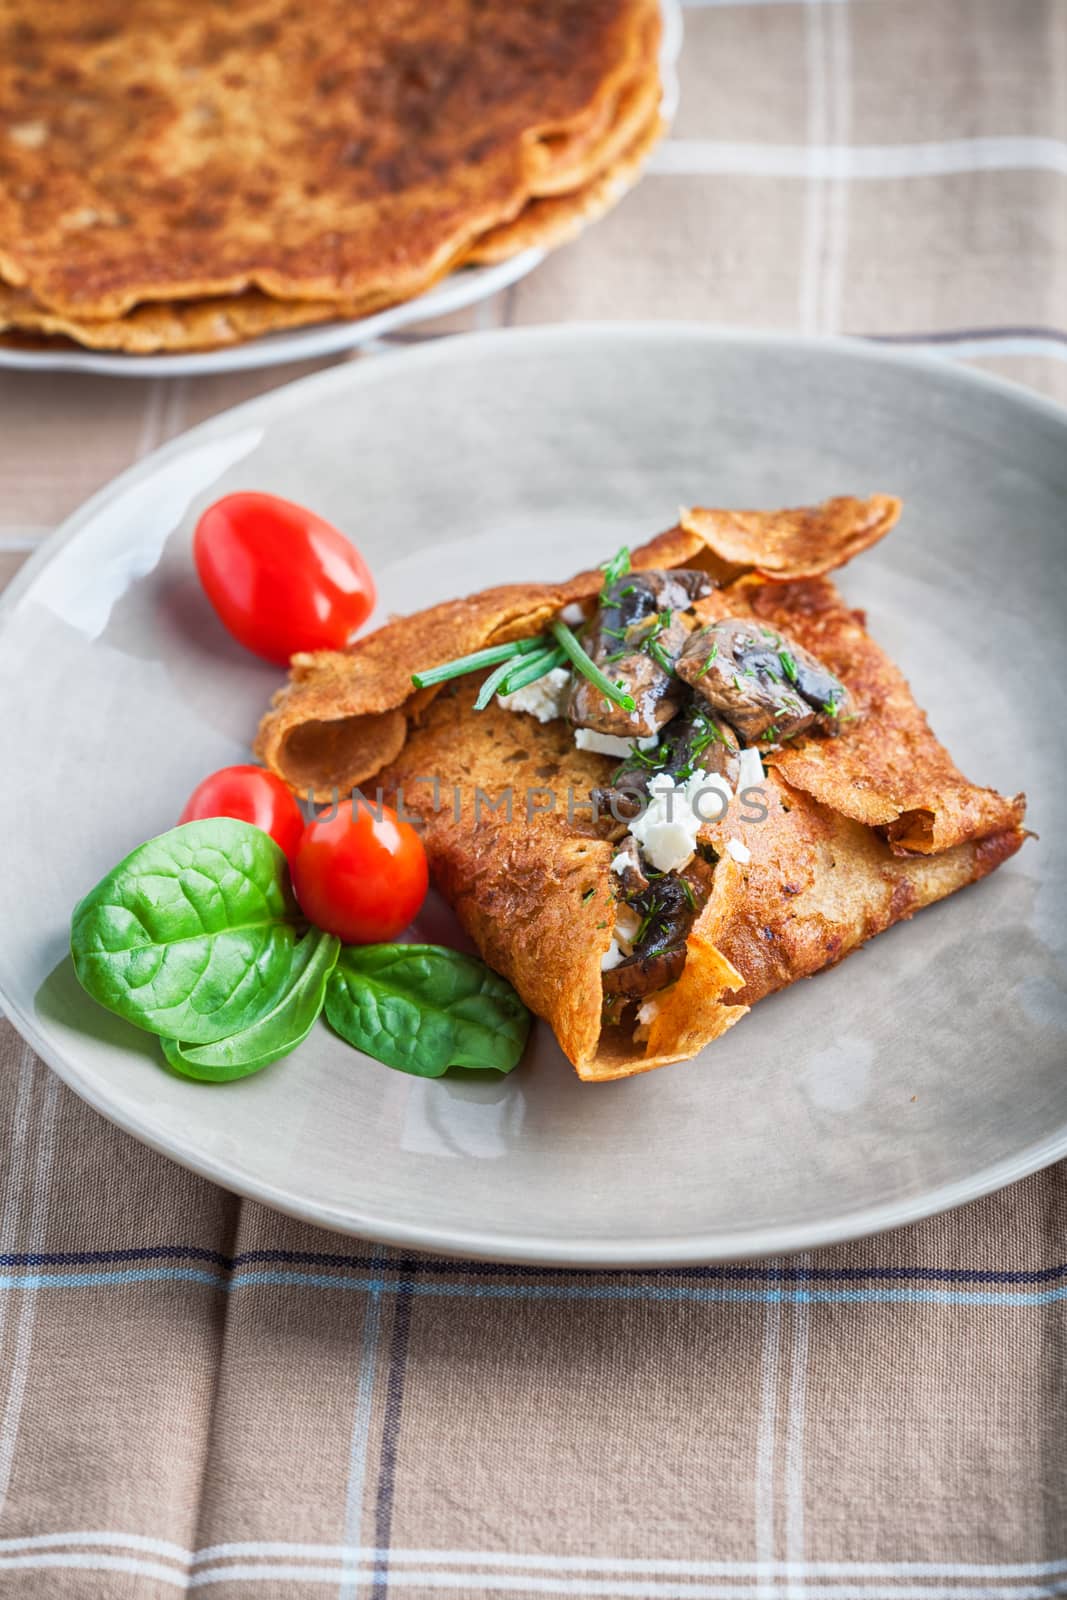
[601,943,687,1001]
[676,617,850,745]
[659,703,741,786]
[569,569,714,738]
[603,569,715,627]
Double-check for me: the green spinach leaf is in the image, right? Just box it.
[161,927,340,1082]
[324,943,530,1077]
[71,818,303,1044]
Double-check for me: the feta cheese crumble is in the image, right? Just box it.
[601,939,624,971]
[634,996,660,1043]
[628,768,731,873]
[574,728,660,759]
[736,745,765,792]
[600,903,641,970]
[725,836,752,865]
[497,666,571,723]
[613,903,641,955]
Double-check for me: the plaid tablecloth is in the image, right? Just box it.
[0,2,1064,1595]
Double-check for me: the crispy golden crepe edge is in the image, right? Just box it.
[0,79,664,354]
[254,499,900,802]
[467,105,664,266]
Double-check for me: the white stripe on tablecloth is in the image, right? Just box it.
[0,1049,37,1366]
[134,379,167,460]
[0,1065,59,1515]
[2,1550,1067,1597]
[754,1258,782,1597]
[784,1256,812,1600]
[682,0,858,8]
[160,376,190,443]
[1,1535,1067,1584]
[820,1,852,333]
[799,1,830,336]
[648,137,1067,179]
[338,1272,386,1600]
[0,1047,40,1397]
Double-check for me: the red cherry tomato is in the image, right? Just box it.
[179,765,306,866]
[292,801,428,945]
[193,492,376,666]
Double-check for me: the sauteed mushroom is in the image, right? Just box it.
[570,569,713,738]
[602,874,701,1000]
[675,617,850,745]
[601,944,687,1001]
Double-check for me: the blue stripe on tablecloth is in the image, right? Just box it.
[0,1248,1062,1285]
[862,325,1067,348]
[0,1266,1064,1306]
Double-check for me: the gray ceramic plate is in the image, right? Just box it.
[0,326,1064,1265]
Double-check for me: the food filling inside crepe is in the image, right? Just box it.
[448,556,855,1038]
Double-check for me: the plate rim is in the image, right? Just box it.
[2,322,1065,1267]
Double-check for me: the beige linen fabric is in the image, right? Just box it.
[0,1,1064,1594]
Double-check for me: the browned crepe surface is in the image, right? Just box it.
[0,98,663,353]
[380,640,1025,1081]
[0,0,658,319]
[255,498,899,800]
[694,577,1025,855]
[0,279,420,354]
[256,492,1026,1080]
[680,495,902,582]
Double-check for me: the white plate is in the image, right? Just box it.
[0,325,1064,1265]
[0,1,682,379]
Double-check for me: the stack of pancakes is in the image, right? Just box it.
[0,0,664,354]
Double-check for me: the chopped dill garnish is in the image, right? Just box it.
[680,878,697,911]
[599,547,631,587]
[550,620,635,712]
[646,638,673,674]
[412,634,546,690]
[634,901,659,945]
[693,641,719,678]
[779,650,798,684]
[823,696,840,718]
